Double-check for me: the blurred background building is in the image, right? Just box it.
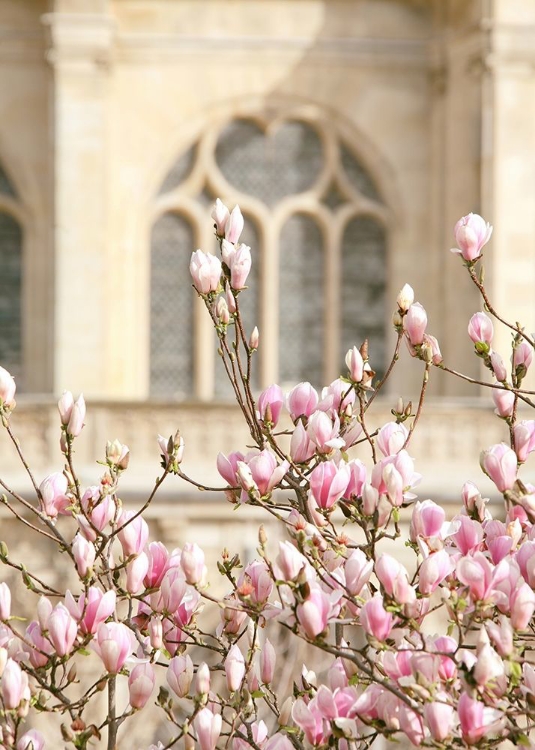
[0,0,535,546]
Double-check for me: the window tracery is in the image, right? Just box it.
[151,109,387,399]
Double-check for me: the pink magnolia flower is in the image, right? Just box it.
[377,422,408,457]
[0,366,16,408]
[344,550,373,596]
[404,302,427,346]
[514,420,535,462]
[276,541,308,581]
[410,499,445,542]
[240,450,289,498]
[233,721,268,750]
[375,554,414,604]
[72,533,95,578]
[94,622,132,673]
[39,472,71,519]
[468,312,494,348]
[286,381,318,421]
[228,243,252,290]
[480,443,518,492]
[225,644,245,691]
[510,581,535,630]
[345,459,367,500]
[65,587,116,635]
[360,595,394,641]
[458,692,502,745]
[1,659,28,709]
[418,549,454,594]
[225,205,244,244]
[451,213,493,262]
[117,510,149,557]
[47,603,77,657]
[289,421,316,463]
[345,346,364,382]
[67,393,86,437]
[167,654,193,698]
[241,560,273,604]
[125,552,149,595]
[309,460,350,510]
[260,639,276,684]
[307,410,344,453]
[456,553,509,603]
[180,542,206,585]
[128,662,155,709]
[26,621,53,668]
[292,697,327,745]
[424,698,454,742]
[195,707,222,750]
[513,340,534,378]
[17,729,45,750]
[190,250,222,295]
[211,199,230,236]
[296,585,332,638]
[144,541,169,588]
[0,583,11,622]
[257,384,284,427]
[492,388,515,418]
[216,450,244,486]
[490,351,507,381]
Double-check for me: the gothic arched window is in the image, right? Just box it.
[0,166,23,387]
[152,108,388,399]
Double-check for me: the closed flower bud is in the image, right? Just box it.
[67,394,86,438]
[167,654,193,698]
[195,662,211,695]
[224,644,245,692]
[225,205,244,244]
[211,199,230,236]
[396,283,414,312]
[128,662,155,709]
[249,326,259,350]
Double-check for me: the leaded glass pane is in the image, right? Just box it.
[341,143,381,203]
[158,143,196,195]
[216,120,323,206]
[0,166,16,198]
[341,217,386,378]
[279,214,323,387]
[214,215,259,399]
[150,213,194,398]
[0,213,22,386]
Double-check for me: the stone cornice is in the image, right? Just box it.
[41,12,116,69]
[115,32,430,69]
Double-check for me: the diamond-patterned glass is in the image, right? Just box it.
[0,166,16,198]
[158,143,196,195]
[150,213,194,398]
[341,143,381,202]
[215,120,323,206]
[341,217,386,377]
[279,214,323,387]
[0,213,22,386]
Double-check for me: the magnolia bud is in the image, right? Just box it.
[397,283,415,312]
[249,326,259,350]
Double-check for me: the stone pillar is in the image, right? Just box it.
[42,3,115,397]
[482,2,535,389]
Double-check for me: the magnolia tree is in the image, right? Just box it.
[0,206,535,750]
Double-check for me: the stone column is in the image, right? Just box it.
[482,2,535,389]
[42,3,115,397]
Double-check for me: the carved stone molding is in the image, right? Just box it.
[41,12,116,71]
